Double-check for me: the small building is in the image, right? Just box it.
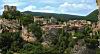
[49,17,57,24]
[34,16,44,22]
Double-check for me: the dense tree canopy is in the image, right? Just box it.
[2,11,21,19]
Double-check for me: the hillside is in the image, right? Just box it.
[85,9,99,22]
[22,11,84,20]
[22,9,98,22]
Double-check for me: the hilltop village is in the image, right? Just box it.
[0,5,100,54]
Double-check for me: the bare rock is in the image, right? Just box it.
[21,26,37,43]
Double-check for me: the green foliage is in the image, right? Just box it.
[96,48,100,54]
[19,43,43,54]
[83,26,99,49]
[68,40,76,48]
[85,38,98,49]
[28,23,42,39]
[51,29,70,54]
[83,26,92,36]
[20,14,33,26]
[74,32,85,39]
[0,9,99,53]
[2,11,21,19]
[23,11,85,21]
[0,32,24,53]
[85,9,98,22]
[64,48,71,54]
[23,9,98,22]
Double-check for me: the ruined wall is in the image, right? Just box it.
[4,5,17,12]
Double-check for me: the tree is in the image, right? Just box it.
[19,43,43,54]
[2,11,21,19]
[0,32,24,53]
[53,29,70,54]
[20,14,33,26]
[28,23,42,39]
[96,48,100,54]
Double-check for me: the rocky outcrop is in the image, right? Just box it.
[72,39,96,54]
[41,28,59,47]
[21,26,37,43]
[0,18,20,33]
[41,41,50,48]
[0,18,37,43]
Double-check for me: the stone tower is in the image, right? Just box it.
[4,5,9,11]
[9,6,16,11]
[4,5,17,12]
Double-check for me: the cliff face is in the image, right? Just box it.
[21,26,37,43]
[0,18,37,43]
[73,46,96,54]
[71,39,96,54]
[0,18,20,33]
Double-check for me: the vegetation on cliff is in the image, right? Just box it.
[0,9,100,54]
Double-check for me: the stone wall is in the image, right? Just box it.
[0,18,37,43]
[96,0,100,7]
[4,5,17,12]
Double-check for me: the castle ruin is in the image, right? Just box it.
[4,5,17,11]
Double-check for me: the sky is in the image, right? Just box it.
[0,0,97,16]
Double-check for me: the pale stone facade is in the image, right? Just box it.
[4,5,16,12]
[4,5,9,11]
[34,16,44,22]
[96,0,100,8]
